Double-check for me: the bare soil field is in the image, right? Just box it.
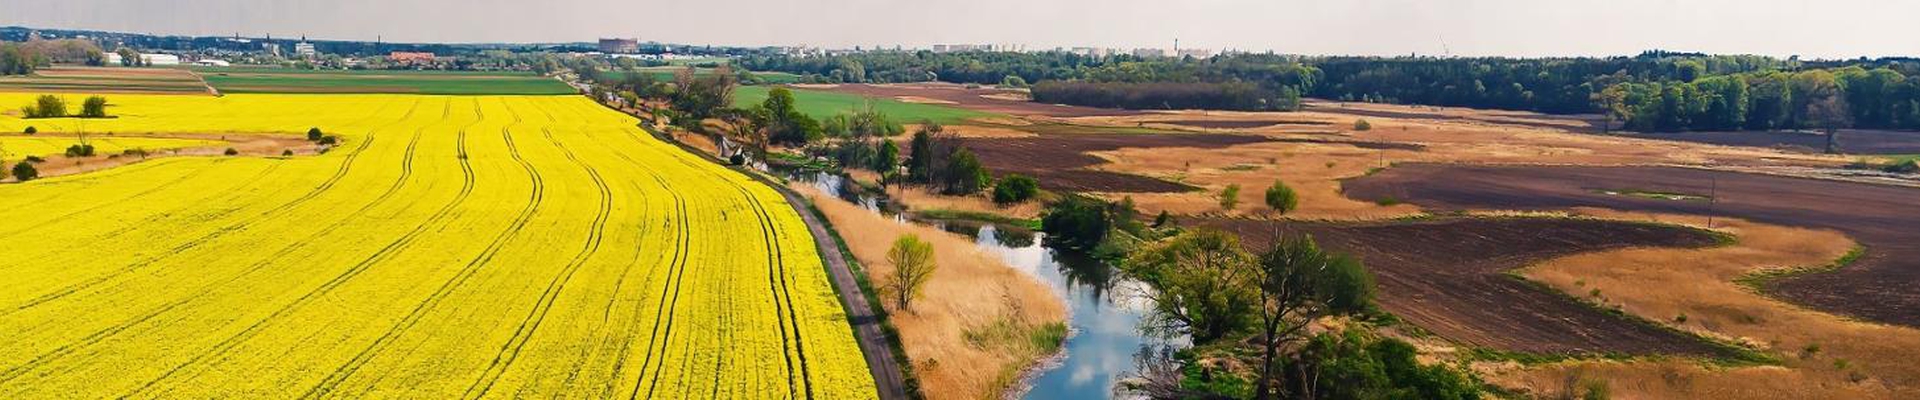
[815,83,1147,118]
[1619,129,1920,155]
[1202,217,1729,355]
[959,133,1270,193]
[1343,164,1920,327]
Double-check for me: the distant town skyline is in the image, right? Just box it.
[4,0,1916,59]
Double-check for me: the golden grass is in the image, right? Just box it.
[1477,208,1920,399]
[793,184,1066,400]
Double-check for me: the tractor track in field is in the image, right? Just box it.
[597,140,673,398]
[734,181,812,399]
[463,126,613,398]
[299,101,494,398]
[0,160,222,240]
[0,98,422,314]
[447,99,554,399]
[0,104,397,316]
[119,101,483,398]
[0,161,290,384]
[632,168,693,400]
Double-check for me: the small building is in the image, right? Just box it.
[192,59,231,67]
[598,38,639,54]
[294,41,317,57]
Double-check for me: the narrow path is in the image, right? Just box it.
[629,120,908,400]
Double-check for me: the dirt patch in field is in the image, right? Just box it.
[816,83,1147,118]
[1201,216,1730,355]
[1,133,314,182]
[1343,164,1920,328]
[959,133,1271,193]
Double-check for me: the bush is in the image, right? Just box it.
[64,143,96,157]
[22,95,68,118]
[1265,180,1298,214]
[11,161,37,181]
[1040,195,1111,250]
[80,96,108,118]
[22,126,34,134]
[1218,184,1242,210]
[307,127,324,141]
[1354,118,1373,131]
[282,149,295,157]
[944,148,989,195]
[24,156,45,163]
[1885,159,1919,174]
[223,148,240,156]
[317,135,339,146]
[729,153,747,166]
[992,174,1040,204]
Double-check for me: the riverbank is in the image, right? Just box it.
[794,184,1068,400]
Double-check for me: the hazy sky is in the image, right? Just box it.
[4,0,1914,58]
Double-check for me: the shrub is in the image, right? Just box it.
[1040,195,1111,250]
[23,95,68,118]
[11,161,37,181]
[317,135,339,146]
[223,148,240,156]
[307,127,324,141]
[992,174,1040,204]
[282,149,294,157]
[1152,210,1174,228]
[729,153,747,165]
[1354,118,1373,131]
[80,96,108,118]
[1264,180,1298,214]
[24,155,45,163]
[64,143,96,157]
[1885,159,1919,174]
[944,148,989,195]
[22,126,34,134]
[1218,184,1242,210]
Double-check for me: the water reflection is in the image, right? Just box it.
[779,168,1165,399]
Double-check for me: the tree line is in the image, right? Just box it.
[1598,66,1920,133]
[741,50,1920,131]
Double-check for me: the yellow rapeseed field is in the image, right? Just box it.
[0,93,877,398]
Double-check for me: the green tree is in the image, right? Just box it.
[1040,195,1111,250]
[1000,75,1029,88]
[116,47,140,67]
[1124,229,1255,343]
[23,95,67,118]
[873,139,899,173]
[757,87,822,145]
[1264,180,1298,215]
[886,234,937,312]
[1250,235,1375,399]
[992,174,1040,204]
[1219,184,1242,210]
[944,148,989,195]
[80,96,108,118]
